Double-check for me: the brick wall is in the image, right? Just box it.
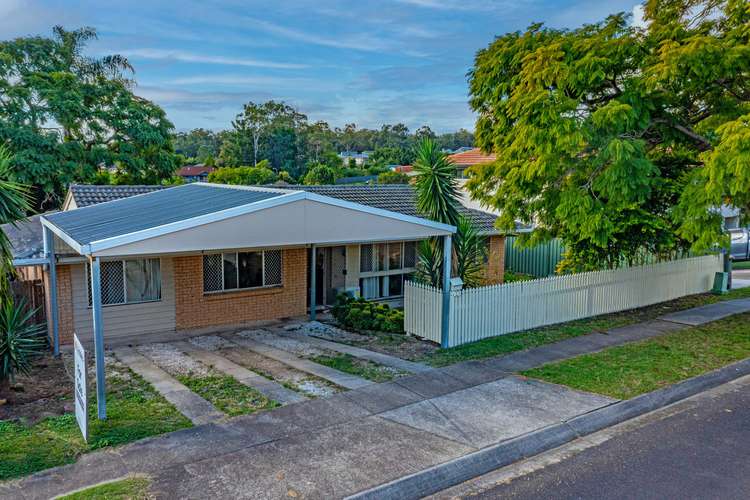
[484,235,506,285]
[173,248,308,330]
[49,264,75,345]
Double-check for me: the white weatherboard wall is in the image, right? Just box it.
[71,258,176,341]
[405,255,723,347]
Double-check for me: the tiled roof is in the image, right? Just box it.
[69,184,166,207]
[284,185,500,235]
[448,148,496,166]
[177,165,215,176]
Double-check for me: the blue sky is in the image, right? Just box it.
[1,0,642,133]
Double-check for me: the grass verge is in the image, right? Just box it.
[522,313,750,399]
[0,365,191,481]
[422,287,750,367]
[733,260,750,270]
[59,476,151,500]
[175,373,278,416]
[309,354,403,383]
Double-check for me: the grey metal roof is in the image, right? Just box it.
[46,184,284,246]
[69,184,166,207]
[284,185,500,234]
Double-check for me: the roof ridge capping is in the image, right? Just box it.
[192,181,293,194]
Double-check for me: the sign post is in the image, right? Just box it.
[73,334,88,442]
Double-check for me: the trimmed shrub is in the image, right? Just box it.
[332,295,404,333]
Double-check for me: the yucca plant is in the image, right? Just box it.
[412,138,486,288]
[0,146,32,308]
[0,298,48,389]
[453,216,487,288]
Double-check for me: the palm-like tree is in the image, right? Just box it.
[412,139,486,288]
[0,146,31,306]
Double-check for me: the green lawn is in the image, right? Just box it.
[733,260,750,270]
[175,373,278,417]
[310,353,403,383]
[522,313,750,399]
[59,477,151,500]
[0,366,191,481]
[421,287,750,367]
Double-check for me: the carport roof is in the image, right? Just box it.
[42,183,455,255]
[44,184,286,248]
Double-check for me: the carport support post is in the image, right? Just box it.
[441,235,452,348]
[42,226,59,356]
[310,244,316,321]
[89,256,107,419]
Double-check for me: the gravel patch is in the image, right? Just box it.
[237,329,328,357]
[189,335,236,351]
[296,379,337,397]
[136,342,210,377]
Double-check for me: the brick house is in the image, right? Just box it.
[30,183,504,351]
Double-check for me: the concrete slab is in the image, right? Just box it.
[223,333,373,390]
[149,416,475,500]
[173,341,308,405]
[279,331,434,374]
[113,347,224,425]
[659,298,750,325]
[381,376,615,448]
[438,360,510,387]
[394,370,470,399]
[342,380,426,414]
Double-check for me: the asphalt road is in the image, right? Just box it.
[440,377,750,500]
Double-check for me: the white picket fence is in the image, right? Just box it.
[404,254,723,347]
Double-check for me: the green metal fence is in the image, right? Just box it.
[504,236,565,277]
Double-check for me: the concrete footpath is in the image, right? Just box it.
[5,298,750,499]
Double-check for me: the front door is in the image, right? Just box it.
[313,246,347,307]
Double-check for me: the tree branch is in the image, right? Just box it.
[651,118,712,151]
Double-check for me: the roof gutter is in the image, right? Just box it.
[40,216,90,255]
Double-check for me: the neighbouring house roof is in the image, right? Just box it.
[177,165,215,177]
[335,175,378,185]
[66,184,166,209]
[2,213,49,260]
[42,183,456,256]
[447,148,496,167]
[284,185,500,235]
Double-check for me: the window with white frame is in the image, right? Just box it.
[359,241,417,299]
[87,258,161,306]
[203,250,282,293]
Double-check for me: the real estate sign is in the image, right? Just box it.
[73,334,88,442]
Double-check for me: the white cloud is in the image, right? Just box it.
[117,48,308,69]
[245,17,394,53]
[631,4,647,28]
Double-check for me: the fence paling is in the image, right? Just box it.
[404,255,722,348]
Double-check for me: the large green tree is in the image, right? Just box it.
[467,0,749,270]
[0,26,177,210]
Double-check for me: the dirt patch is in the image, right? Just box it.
[216,346,340,398]
[0,355,75,424]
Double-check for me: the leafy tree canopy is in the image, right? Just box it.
[303,163,336,185]
[377,170,410,184]
[467,0,750,270]
[207,160,277,185]
[0,26,177,210]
